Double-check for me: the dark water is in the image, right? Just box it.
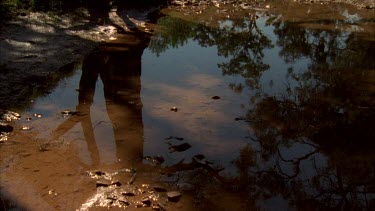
[1,3,375,210]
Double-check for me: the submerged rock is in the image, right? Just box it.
[152,203,163,210]
[1,110,20,121]
[0,133,8,143]
[96,179,121,187]
[96,179,112,187]
[144,156,165,165]
[167,191,182,202]
[0,123,13,133]
[170,107,178,112]
[153,186,167,192]
[141,197,151,206]
[117,196,129,206]
[122,191,135,196]
[169,143,192,152]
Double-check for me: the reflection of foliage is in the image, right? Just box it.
[232,19,375,209]
[149,15,273,89]
[149,17,196,55]
[149,12,375,209]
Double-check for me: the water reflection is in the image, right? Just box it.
[147,10,375,209]
[2,5,374,210]
[52,32,150,167]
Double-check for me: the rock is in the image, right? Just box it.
[117,196,129,206]
[153,187,167,192]
[211,96,221,100]
[167,191,182,202]
[122,191,135,196]
[174,136,184,141]
[144,156,164,165]
[170,107,178,112]
[21,126,31,130]
[0,124,13,133]
[177,182,195,191]
[164,136,184,141]
[169,143,192,152]
[152,156,165,165]
[152,203,163,210]
[61,110,77,116]
[141,197,151,206]
[112,181,122,186]
[94,170,106,176]
[106,193,118,200]
[0,134,8,143]
[1,111,20,121]
[96,179,112,187]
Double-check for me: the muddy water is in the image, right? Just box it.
[1,2,375,210]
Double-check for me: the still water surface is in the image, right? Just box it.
[2,4,375,210]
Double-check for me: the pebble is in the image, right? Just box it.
[167,191,182,202]
[0,124,13,133]
[152,204,163,210]
[1,111,20,121]
[170,107,178,112]
[153,187,167,192]
[34,114,42,118]
[21,126,31,130]
[117,196,129,206]
[96,179,112,188]
[122,191,135,196]
[169,143,192,152]
[141,197,151,206]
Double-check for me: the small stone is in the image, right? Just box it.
[153,187,167,192]
[167,191,182,202]
[21,126,31,130]
[122,191,135,196]
[234,117,246,121]
[170,107,178,112]
[106,193,117,200]
[211,96,221,100]
[141,197,151,206]
[61,110,74,116]
[0,134,8,143]
[118,196,129,206]
[112,181,122,186]
[0,124,13,133]
[96,179,111,187]
[26,117,32,121]
[152,203,163,210]
[34,114,42,118]
[152,156,165,165]
[1,111,20,121]
[169,143,191,152]
[94,170,106,176]
[177,182,195,191]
